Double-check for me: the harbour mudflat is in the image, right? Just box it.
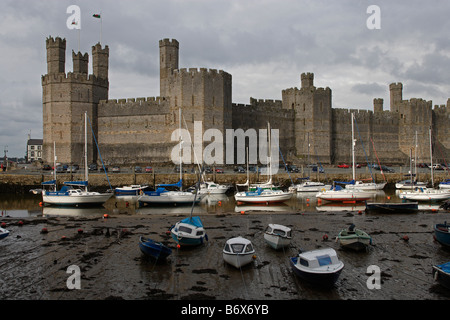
[1,209,450,301]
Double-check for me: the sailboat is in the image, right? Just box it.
[316,113,375,202]
[41,113,113,206]
[396,131,426,190]
[170,164,208,247]
[344,115,386,191]
[400,128,450,202]
[234,123,293,204]
[138,108,205,205]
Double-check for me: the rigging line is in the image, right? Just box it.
[353,117,374,180]
[86,114,112,190]
[370,137,386,182]
[278,145,293,185]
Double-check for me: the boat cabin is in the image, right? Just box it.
[297,249,340,269]
[265,224,292,238]
[223,237,254,254]
[176,223,205,237]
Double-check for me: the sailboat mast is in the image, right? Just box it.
[179,108,182,191]
[53,141,57,191]
[351,113,356,181]
[430,127,434,187]
[84,112,88,192]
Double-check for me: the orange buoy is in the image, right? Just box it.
[39,202,43,207]
[1,222,6,228]
[306,198,310,202]
[358,210,363,215]
[240,210,245,215]
[387,196,391,200]
[61,236,67,240]
[323,234,329,241]
[218,201,222,206]
[18,221,24,226]
[77,228,83,234]
[177,244,181,249]
[103,214,109,219]
[41,228,48,234]
[402,235,409,242]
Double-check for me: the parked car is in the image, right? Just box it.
[372,164,394,173]
[88,163,97,171]
[56,166,64,173]
[204,167,212,174]
[286,165,299,173]
[338,163,349,168]
[43,164,52,171]
[112,166,120,173]
[145,166,153,173]
[236,166,245,173]
[216,168,224,174]
[134,166,142,173]
[432,164,443,170]
[66,165,78,173]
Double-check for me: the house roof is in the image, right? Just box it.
[27,139,43,146]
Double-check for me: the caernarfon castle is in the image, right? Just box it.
[42,36,450,167]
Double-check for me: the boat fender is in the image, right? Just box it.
[434,270,439,281]
[205,234,208,242]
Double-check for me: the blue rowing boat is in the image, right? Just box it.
[139,236,172,260]
[432,262,450,289]
[0,227,9,240]
[434,222,450,247]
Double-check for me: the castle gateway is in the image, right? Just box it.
[42,37,450,167]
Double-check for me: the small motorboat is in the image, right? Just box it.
[365,202,419,214]
[115,185,148,195]
[439,179,450,190]
[0,227,9,240]
[290,248,344,287]
[432,262,450,290]
[337,224,372,251]
[139,236,172,260]
[434,222,450,247]
[170,216,208,247]
[399,188,450,202]
[264,224,292,250]
[223,236,255,268]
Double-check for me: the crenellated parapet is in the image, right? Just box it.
[41,72,108,87]
[98,96,169,117]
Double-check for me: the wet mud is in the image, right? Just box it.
[1,209,450,301]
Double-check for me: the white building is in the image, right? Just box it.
[27,138,43,162]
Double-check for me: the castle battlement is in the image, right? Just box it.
[172,67,231,78]
[41,72,108,86]
[46,36,66,48]
[101,96,166,106]
[159,38,179,47]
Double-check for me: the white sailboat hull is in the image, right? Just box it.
[234,191,293,204]
[316,189,374,202]
[42,191,113,206]
[399,189,450,201]
[139,191,204,204]
[345,182,386,191]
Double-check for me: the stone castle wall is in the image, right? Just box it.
[42,37,450,167]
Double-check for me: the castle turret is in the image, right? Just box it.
[159,39,179,97]
[373,98,383,113]
[389,82,403,112]
[72,51,89,74]
[46,36,66,74]
[92,43,109,80]
[301,72,314,89]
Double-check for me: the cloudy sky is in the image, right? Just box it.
[1,0,450,157]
